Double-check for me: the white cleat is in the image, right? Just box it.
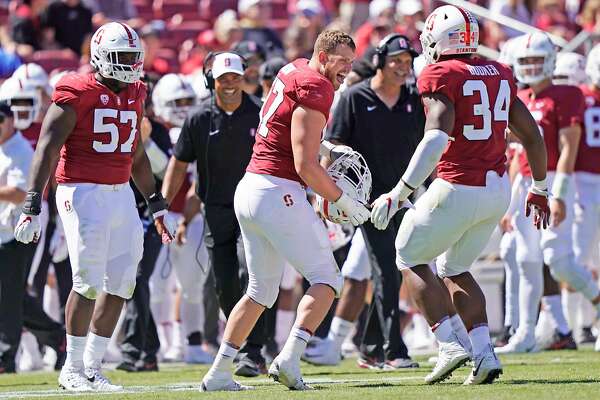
[424,338,470,384]
[58,367,95,392]
[463,344,503,385]
[594,335,600,352]
[185,345,215,364]
[200,370,253,392]
[495,333,537,354]
[268,357,313,390]
[302,338,341,366]
[85,368,123,392]
[163,346,184,362]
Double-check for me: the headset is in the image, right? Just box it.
[202,51,248,91]
[373,33,413,70]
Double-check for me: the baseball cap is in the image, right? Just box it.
[297,0,324,16]
[259,57,287,81]
[386,35,419,58]
[369,0,394,19]
[232,40,266,61]
[397,0,424,17]
[211,53,245,79]
[238,0,262,14]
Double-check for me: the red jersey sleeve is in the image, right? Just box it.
[52,74,84,106]
[294,75,334,119]
[555,86,585,129]
[134,80,148,105]
[417,63,456,102]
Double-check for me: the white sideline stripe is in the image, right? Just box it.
[0,376,423,398]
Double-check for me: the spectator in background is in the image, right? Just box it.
[231,40,266,98]
[283,0,327,62]
[238,0,284,56]
[40,0,92,56]
[579,0,600,32]
[339,0,371,32]
[395,0,425,53]
[354,0,396,57]
[82,0,143,29]
[258,57,287,101]
[486,0,531,49]
[140,24,173,83]
[534,0,578,40]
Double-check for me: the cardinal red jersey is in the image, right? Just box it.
[418,58,517,186]
[52,73,147,184]
[21,122,42,149]
[517,85,584,177]
[576,85,600,174]
[247,58,335,183]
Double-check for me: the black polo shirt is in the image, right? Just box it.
[326,79,425,200]
[173,93,261,205]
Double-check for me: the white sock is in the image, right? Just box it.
[450,314,472,354]
[503,247,520,328]
[280,326,311,362]
[208,342,239,375]
[327,317,354,351]
[469,324,491,356]
[431,317,453,344]
[561,289,580,331]
[543,295,571,335]
[64,334,87,370]
[275,310,295,350]
[581,297,596,327]
[83,332,110,370]
[516,261,543,339]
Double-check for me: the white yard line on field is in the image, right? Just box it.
[0,375,424,398]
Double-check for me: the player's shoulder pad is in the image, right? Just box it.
[54,72,94,92]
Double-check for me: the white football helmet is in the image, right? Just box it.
[586,44,600,87]
[513,32,556,85]
[316,151,372,224]
[420,5,479,64]
[12,63,52,96]
[497,36,522,68]
[152,74,198,127]
[0,77,41,130]
[553,52,587,86]
[90,22,144,84]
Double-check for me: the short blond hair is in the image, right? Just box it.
[314,30,356,55]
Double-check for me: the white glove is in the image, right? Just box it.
[14,213,41,244]
[370,183,415,230]
[334,192,370,226]
[49,220,69,263]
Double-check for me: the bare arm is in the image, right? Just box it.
[161,156,189,205]
[556,125,580,175]
[291,105,342,202]
[507,97,547,182]
[0,187,26,204]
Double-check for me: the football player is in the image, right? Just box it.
[370,6,549,384]
[498,32,600,353]
[13,22,175,391]
[200,30,370,391]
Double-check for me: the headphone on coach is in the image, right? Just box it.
[372,33,414,70]
[202,51,248,91]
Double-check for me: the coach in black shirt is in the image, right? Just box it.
[161,52,267,376]
[326,34,425,369]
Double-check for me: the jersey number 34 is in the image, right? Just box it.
[462,79,510,141]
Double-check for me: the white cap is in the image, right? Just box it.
[238,0,261,14]
[212,53,245,79]
[369,0,394,19]
[397,0,423,16]
[297,0,324,15]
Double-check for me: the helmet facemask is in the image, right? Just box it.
[94,49,144,84]
[9,96,39,130]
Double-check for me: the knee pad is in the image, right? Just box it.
[548,255,598,299]
[246,274,280,308]
[304,266,343,297]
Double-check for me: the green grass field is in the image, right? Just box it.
[2,348,600,400]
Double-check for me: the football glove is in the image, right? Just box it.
[525,188,550,230]
[14,191,42,244]
[334,192,370,226]
[370,181,415,230]
[148,193,176,243]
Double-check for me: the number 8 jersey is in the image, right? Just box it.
[417,57,517,186]
[52,73,147,184]
[247,58,334,184]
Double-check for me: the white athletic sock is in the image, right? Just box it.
[581,297,596,327]
[279,326,312,362]
[450,314,472,354]
[469,324,491,356]
[208,342,239,375]
[64,334,87,370]
[503,248,520,328]
[516,261,543,339]
[83,332,110,370]
[180,300,204,339]
[431,317,453,344]
[543,295,571,335]
[275,310,295,350]
[561,289,581,331]
[327,317,354,351]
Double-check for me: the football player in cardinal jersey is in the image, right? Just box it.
[370,6,549,385]
[498,32,600,354]
[200,30,370,392]
[13,22,176,392]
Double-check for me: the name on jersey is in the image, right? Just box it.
[466,64,500,76]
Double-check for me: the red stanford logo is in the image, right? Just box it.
[224,58,231,67]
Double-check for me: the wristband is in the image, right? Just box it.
[22,191,42,215]
[529,177,548,197]
[550,172,570,200]
[147,192,168,219]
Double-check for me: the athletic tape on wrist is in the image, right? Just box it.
[551,173,570,200]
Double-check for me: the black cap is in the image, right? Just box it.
[386,35,419,58]
[232,40,266,60]
[259,57,287,81]
[0,101,11,119]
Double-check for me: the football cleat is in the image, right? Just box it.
[268,357,313,390]
[495,332,537,354]
[424,338,470,384]
[234,351,267,377]
[200,370,253,392]
[58,367,95,392]
[493,325,515,347]
[184,345,214,364]
[85,368,123,392]
[302,338,342,366]
[579,327,596,344]
[546,331,577,351]
[463,344,503,385]
[356,354,384,370]
[382,357,420,370]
